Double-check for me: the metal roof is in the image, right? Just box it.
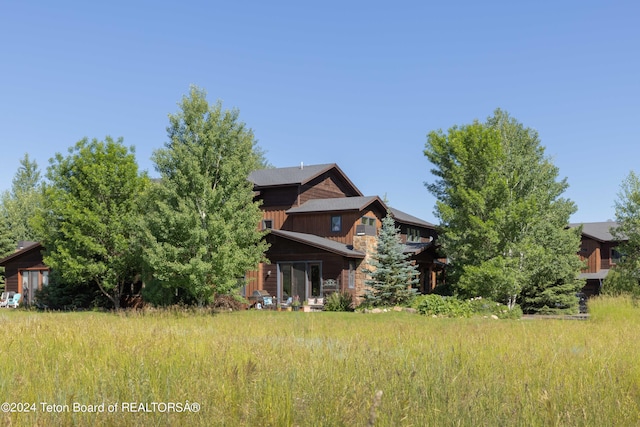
[269,229,366,258]
[569,221,622,242]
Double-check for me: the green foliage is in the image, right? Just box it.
[34,137,148,309]
[607,171,640,296]
[142,86,269,306]
[324,291,354,312]
[361,212,419,307]
[412,294,522,319]
[603,267,640,297]
[424,109,583,313]
[413,294,472,317]
[0,153,43,244]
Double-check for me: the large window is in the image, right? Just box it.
[279,262,322,302]
[20,269,49,305]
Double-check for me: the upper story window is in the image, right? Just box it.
[331,215,342,232]
[361,217,376,227]
[407,227,421,243]
[262,219,273,230]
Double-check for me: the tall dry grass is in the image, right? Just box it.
[0,297,639,426]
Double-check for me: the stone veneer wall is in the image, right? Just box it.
[352,234,378,306]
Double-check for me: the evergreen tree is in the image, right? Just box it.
[425,109,583,313]
[34,137,148,309]
[141,86,268,306]
[1,153,43,243]
[361,212,419,307]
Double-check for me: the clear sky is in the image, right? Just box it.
[1,0,638,224]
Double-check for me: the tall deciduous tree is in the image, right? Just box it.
[361,212,419,307]
[425,109,583,313]
[34,137,148,309]
[142,86,268,306]
[604,171,640,295]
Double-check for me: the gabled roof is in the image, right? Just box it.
[389,207,436,229]
[286,196,383,214]
[269,229,366,258]
[0,242,43,266]
[569,221,622,242]
[249,163,363,195]
[402,240,434,255]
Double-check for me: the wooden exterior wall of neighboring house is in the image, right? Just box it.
[579,237,601,273]
[578,238,620,273]
[601,241,618,270]
[1,245,48,295]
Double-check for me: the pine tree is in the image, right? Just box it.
[361,212,419,307]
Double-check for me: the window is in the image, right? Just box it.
[407,227,421,243]
[361,217,375,226]
[348,261,355,289]
[331,215,342,232]
[262,219,273,230]
[611,248,624,264]
[20,269,49,305]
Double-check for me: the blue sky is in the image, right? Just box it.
[1,0,638,224]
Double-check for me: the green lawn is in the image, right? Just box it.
[1,297,639,426]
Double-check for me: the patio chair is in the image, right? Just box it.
[6,293,21,309]
[0,292,14,308]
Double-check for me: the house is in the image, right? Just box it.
[0,241,50,305]
[245,163,444,305]
[570,221,623,296]
[0,163,444,308]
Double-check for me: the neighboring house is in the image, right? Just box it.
[0,241,49,305]
[246,163,444,305]
[570,221,623,296]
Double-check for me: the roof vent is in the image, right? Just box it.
[300,162,304,170]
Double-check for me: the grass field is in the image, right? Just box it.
[1,297,639,426]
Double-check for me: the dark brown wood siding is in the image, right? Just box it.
[283,210,366,244]
[579,238,601,273]
[300,173,355,204]
[3,247,48,293]
[601,242,618,270]
[257,186,300,208]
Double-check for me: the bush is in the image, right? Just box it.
[412,295,522,319]
[412,294,472,318]
[212,293,247,311]
[324,292,354,312]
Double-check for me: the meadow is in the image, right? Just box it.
[1,297,639,426]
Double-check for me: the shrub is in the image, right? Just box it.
[412,295,522,319]
[324,292,354,312]
[412,294,472,318]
